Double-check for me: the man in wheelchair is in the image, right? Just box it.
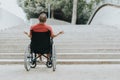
[24,13,63,69]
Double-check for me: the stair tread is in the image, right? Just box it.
[0,52,120,55]
[0,59,120,61]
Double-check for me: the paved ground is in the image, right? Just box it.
[0,64,120,80]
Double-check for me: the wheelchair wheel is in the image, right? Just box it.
[52,45,56,71]
[24,45,31,71]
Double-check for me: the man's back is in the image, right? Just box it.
[30,23,54,37]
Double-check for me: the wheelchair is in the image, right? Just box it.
[24,31,56,71]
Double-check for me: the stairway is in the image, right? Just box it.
[0,24,120,64]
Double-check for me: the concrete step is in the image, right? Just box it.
[57,53,120,59]
[56,49,120,53]
[0,48,120,53]
[0,49,120,53]
[0,53,120,59]
[0,59,120,64]
[0,40,120,43]
[1,42,120,47]
[1,44,120,49]
[0,25,120,64]
[0,25,120,54]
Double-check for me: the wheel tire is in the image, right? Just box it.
[24,45,31,71]
[52,45,56,71]
[46,61,52,68]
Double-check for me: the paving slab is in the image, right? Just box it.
[0,64,120,80]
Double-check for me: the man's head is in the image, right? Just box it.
[38,13,47,23]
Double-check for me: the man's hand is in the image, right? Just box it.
[53,31,64,38]
[24,31,28,35]
[59,31,64,34]
[24,31,31,38]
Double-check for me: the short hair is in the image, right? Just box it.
[38,13,47,22]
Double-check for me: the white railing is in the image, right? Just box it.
[101,0,120,5]
[92,0,120,14]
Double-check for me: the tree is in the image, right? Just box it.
[17,0,104,24]
[71,0,78,24]
[17,0,47,19]
[45,0,65,18]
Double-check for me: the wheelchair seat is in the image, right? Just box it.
[30,31,52,54]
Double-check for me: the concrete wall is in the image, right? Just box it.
[0,8,25,30]
[88,4,120,27]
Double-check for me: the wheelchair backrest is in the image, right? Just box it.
[31,31,51,49]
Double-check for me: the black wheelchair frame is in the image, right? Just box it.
[24,31,56,71]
